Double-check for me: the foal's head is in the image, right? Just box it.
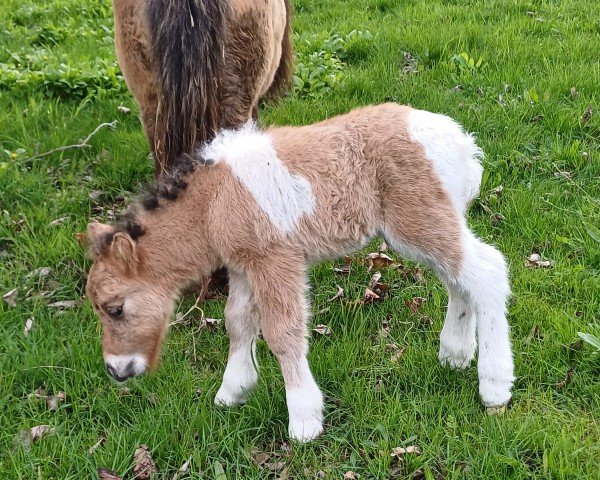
[85,221,175,382]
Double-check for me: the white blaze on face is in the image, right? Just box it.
[407,109,484,215]
[201,121,316,234]
[104,353,148,381]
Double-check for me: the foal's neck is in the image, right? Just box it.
[135,167,221,292]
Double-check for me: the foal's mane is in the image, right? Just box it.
[114,153,211,242]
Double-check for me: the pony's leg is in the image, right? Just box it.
[214,270,260,406]
[246,253,323,442]
[384,221,514,408]
[438,280,476,369]
[453,230,514,407]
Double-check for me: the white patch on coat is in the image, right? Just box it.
[201,122,316,234]
[407,109,484,215]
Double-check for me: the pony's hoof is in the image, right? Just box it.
[479,377,513,408]
[486,404,507,415]
[438,342,475,370]
[288,414,323,442]
[214,386,248,407]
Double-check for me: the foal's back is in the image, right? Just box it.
[265,104,481,262]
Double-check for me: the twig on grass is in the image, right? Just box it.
[23,120,118,161]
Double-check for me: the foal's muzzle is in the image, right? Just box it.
[104,353,148,382]
[105,361,134,382]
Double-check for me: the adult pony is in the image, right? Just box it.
[113,0,293,174]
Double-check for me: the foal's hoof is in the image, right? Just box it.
[288,415,324,443]
[479,377,513,408]
[214,386,249,407]
[486,404,507,416]
[438,342,475,370]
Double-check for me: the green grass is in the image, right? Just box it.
[1,0,599,478]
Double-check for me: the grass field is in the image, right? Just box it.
[1,0,599,478]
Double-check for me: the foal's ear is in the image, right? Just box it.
[87,221,115,258]
[111,232,139,273]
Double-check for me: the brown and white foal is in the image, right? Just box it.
[86,103,514,441]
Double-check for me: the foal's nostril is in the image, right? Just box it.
[105,362,117,379]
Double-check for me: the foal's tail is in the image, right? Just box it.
[147,0,229,173]
[264,0,294,102]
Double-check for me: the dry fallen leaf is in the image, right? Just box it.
[170,457,192,480]
[265,461,286,474]
[48,300,79,309]
[24,318,33,336]
[391,445,422,457]
[98,468,122,480]
[27,388,66,412]
[405,297,426,315]
[554,366,575,389]
[581,105,592,124]
[203,317,223,328]
[313,324,332,336]
[26,267,53,279]
[327,285,344,302]
[133,444,157,480]
[368,272,382,290]
[365,252,395,270]
[344,472,359,480]
[46,391,66,412]
[3,288,18,307]
[333,265,351,275]
[15,425,55,450]
[48,216,68,227]
[363,288,381,303]
[387,343,407,363]
[379,241,389,252]
[88,436,106,455]
[525,253,553,268]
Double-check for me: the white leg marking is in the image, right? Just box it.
[439,284,476,369]
[285,357,324,442]
[457,229,514,407]
[215,271,260,407]
[215,345,258,406]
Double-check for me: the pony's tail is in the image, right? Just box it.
[147,0,229,173]
[264,0,294,102]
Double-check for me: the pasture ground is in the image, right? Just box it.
[0,0,599,478]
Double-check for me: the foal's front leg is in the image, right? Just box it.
[247,255,324,442]
[215,271,260,406]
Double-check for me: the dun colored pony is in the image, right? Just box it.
[86,103,515,442]
[113,0,293,173]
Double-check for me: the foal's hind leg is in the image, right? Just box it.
[215,271,260,406]
[383,215,514,407]
[438,281,476,369]
[453,230,514,407]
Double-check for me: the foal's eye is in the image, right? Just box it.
[107,305,124,318]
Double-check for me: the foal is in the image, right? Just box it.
[86,104,515,442]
